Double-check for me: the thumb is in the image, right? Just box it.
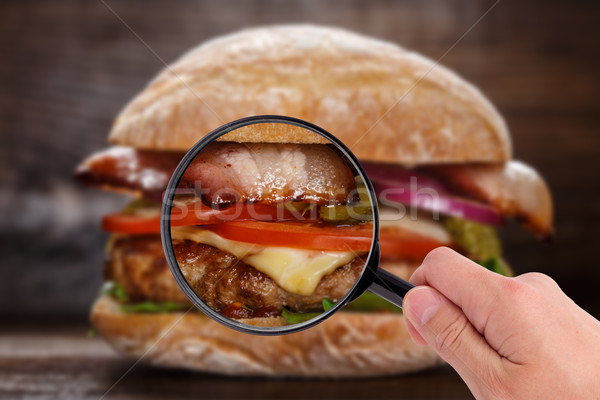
[403,286,501,383]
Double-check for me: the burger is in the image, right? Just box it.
[76,25,553,377]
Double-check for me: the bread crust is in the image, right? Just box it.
[108,25,511,164]
[91,295,442,377]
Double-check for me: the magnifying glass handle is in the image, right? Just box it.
[368,268,416,309]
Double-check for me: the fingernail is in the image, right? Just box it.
[405,287,441,326]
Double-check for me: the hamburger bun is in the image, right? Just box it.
[91,295,442,377]
[108,25,510,165]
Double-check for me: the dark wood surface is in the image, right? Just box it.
[0,325,473,400]
[1,0,600,399]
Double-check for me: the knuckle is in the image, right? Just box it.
[501,278,542,313]
[520,271,544,279]
[519,271,546,282]
[502,277,532,299]
[520,272,559,289]
[434,312,469,353]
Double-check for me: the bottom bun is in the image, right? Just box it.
[91,295,442,377]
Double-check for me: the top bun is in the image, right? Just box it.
[109,25,511,164]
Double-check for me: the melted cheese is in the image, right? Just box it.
[170,226,356,296]
[379,207,452,244]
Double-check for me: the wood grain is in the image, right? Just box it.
[0,325,473,399]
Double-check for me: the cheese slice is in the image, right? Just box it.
[379,207,452,244]
[170,226,357,296]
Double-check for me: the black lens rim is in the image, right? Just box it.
[161,115,380,335]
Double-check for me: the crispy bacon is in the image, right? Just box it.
[181,142,356,206]
[76,143,357,205]
[431,161,553,237]
[75,146,182,201]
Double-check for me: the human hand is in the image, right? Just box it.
[403,247,600,400]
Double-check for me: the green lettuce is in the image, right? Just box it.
[101,281,188,314]
[281,298,336,323]
[100,281,129,302]
[119,301,189,314]
[281,309,322,324]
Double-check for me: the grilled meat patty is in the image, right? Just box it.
[105,235,191,304]
[106,235,365,312]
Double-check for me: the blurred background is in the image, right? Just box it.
[1,0,599,399]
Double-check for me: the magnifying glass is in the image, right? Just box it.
[161,115,414,335]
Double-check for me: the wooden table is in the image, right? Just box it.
[0,325,473,399]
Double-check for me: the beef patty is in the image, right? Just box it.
[106,235,365,312]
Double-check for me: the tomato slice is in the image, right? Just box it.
[102,213,161,235]
[203,221,375,252]
[102,202,447,258]
[102,202,315,235]
[379,227,447,260]
[202,221,445,257]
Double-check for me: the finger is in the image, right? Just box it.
[515,272,562,294]
[409,247,508,334]
[403,286,503,396]
[404,318,427,346]
[515,272,594,323]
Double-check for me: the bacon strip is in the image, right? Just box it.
[75,146,182,201]
[432,161,553,237]
[181,142,356,206]
[76,143,357,206]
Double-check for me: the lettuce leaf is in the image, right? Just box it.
[100,281,129,302]
[100,282,189,314]
[322,298,335,311]
[119,301,189,314]
[281,309,321,324]
[281,298,335,323]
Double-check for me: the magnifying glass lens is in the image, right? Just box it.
[162,118,378,334]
